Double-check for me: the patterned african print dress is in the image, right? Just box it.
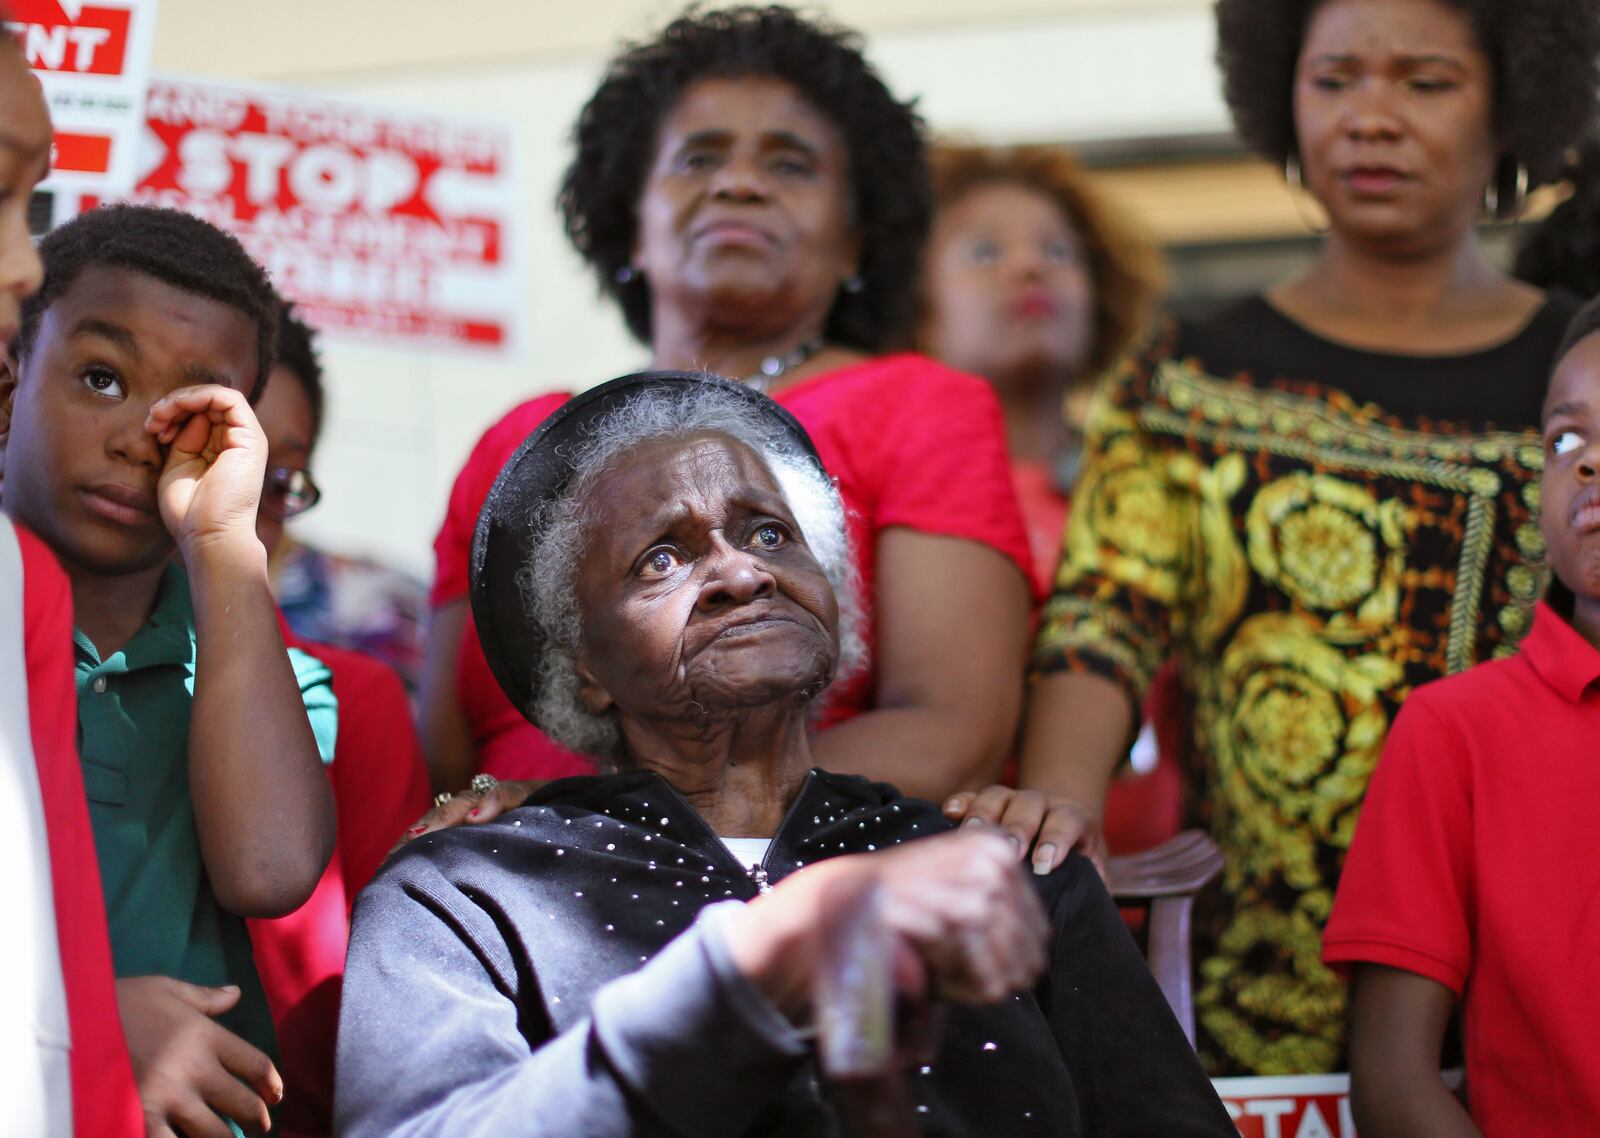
[1032,294,1577,1076]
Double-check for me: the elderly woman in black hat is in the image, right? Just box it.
[335,374,1232,1137]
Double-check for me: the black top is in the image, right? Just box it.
[1181,294,1579,426]
[1033,292,1576,1076]
[336,769,1236,1137]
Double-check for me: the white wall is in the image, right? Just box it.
[149,3,1229,579]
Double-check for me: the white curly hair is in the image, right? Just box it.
[515,382,865,761]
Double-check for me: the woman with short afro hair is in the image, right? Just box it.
[418,7,1033,832]
[561,5,931,356]
[1018,0,1600,1078]
[1216,0,1600,205]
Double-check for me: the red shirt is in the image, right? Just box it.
[1011,460,1069,600]
[249,629,432,1138]
[1323,601,1600,1136]
[432,355,1034,780]
[1011,459,1182,855]
[15,522,144,1138]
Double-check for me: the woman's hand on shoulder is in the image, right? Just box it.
[942,786,1108,880]
[387,778,545,857]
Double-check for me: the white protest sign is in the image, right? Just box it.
[129,75,524,357]
[8,0,157,217]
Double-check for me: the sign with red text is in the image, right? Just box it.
[7,0,157,209]
[1213,1072,1464,1138]
[1214,1075,1355,1138]
[128,76,523,356]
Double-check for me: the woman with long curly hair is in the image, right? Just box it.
[921,144,1164,593]
[1015,0,1600,1077]
[417,7,1033,818]
[919,144,1182,858]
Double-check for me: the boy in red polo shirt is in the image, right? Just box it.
[1324,298,1600,1137]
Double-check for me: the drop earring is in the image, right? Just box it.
[1284,154,1330,236]
[615,264,640,284]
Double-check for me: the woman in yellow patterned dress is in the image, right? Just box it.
[1017,0,1600,1076]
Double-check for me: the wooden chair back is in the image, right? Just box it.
[1107,829,1224,1046]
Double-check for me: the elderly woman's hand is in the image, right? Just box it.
[941,787,1109,881]
[389,778,546,856]
[725,828,1049,1021]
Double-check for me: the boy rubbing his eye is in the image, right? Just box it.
[0,203,336,1138]
[1323,297,1600,1138]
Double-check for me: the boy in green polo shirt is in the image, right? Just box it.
[0,205,336,1137]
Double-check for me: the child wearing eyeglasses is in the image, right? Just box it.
[243,302,432,1138]
[257,305,428,694]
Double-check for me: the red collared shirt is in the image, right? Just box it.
[249,621,432,1138]
[1324,600,1600,1136]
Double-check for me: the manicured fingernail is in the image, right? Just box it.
[942,797,962,814]
[963,816,982,828]
[1032,844,1056,876]
[406,826,426,837]
[1007,833,1024,856]
[468,808,481,818]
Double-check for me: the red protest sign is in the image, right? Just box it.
[129,77,523,356]
[8,0,156,211]
[9,1,130,75]
[50,130,111,174]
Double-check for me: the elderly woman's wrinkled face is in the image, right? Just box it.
[572,431,840,727]
[632,76,860,337]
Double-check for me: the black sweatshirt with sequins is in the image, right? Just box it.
[335,769,1234,1137]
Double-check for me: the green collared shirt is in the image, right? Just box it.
[76,563,336,1061]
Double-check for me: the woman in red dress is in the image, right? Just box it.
[418,7,1033,807]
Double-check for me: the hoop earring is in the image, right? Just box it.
[1284,154,1330,236]
[1484,159,1529,221]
